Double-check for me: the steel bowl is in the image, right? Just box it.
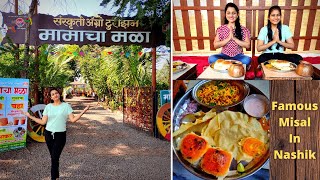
[192,80,250,109]
[243,94,270,118]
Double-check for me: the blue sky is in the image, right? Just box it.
[0,0,132,16]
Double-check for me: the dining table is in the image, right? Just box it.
[312,64,320,80]
[197,64,246,80]
[172,63,197,80]
[260,63,318,80]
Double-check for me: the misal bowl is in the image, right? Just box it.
[192,80,250,109]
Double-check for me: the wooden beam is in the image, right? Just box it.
[194,0,204,50]
[270,81,296,180]
[15,0,18,14]
[207,0,215,51]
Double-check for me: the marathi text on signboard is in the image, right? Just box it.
[0,78,29,152]
[160,90,171,106]
[1,12,161,46]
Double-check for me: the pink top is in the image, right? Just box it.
[217,24,251,57]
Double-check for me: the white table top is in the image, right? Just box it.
[197,65,246,80]
[313,64,320,70]
[172,63,197,80]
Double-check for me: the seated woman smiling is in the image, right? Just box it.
[257,5,302,65]
[208,3,251,70]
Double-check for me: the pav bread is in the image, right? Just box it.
[200,147,233,178]
[179,133,209,165]
[213,59,233,70]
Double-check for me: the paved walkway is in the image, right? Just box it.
[0,97,170,180]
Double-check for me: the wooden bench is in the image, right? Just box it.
[173,0,320,57]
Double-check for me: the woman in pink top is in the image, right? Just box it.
[208,3,251,68]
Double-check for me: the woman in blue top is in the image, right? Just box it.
[24,88,89,180]
[257,5,302,64]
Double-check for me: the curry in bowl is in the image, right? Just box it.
[192,80,249,108]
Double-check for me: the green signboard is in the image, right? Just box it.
[160,90,170,106]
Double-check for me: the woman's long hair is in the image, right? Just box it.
[224,3,242,40]
[267,6,282,50]
[49,88,64,103]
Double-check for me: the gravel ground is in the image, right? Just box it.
[0,97,171,180]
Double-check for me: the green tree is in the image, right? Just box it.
[75,44,155,109]
[101,45,152,107]
[0,38,24,78]
[77,45,104,93]
[36,44,74,88]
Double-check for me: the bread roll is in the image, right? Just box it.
[200,147,233,178]
[179,133,209,165]
[214,59,233,70]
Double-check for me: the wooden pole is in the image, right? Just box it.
[35,1,38,14]
[152,47,158,137]
[33,0,40,104]
[22,0,37,78]
[14,0,20,76]
[14,0,18,14]
[152,47,156,92]
[33,46,40,105]
[20,0,39,104]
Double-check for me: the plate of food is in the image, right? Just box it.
[210,59,242,73]
[173,61,189,74]
[173,80,270,180]
[13,127,26,138]
[264,60,296,72]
